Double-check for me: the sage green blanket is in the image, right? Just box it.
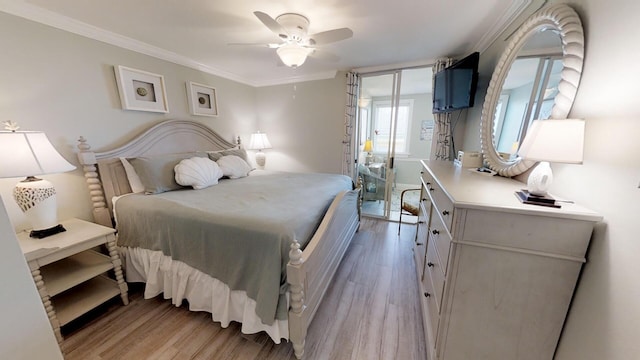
[115,171,352,325]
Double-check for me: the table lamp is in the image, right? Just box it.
[516,119,585,206]
[363,139,373,165]
[248,131,272,168]
[0,121,76,238]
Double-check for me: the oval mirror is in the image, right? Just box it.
[480,4,584,176]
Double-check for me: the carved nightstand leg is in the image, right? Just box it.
[106,238,129,305]
[31,266,63,343]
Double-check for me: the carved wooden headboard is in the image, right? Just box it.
[77,120,238,227]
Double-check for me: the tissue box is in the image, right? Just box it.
[454,151,483,168]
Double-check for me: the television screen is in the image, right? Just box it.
[432,52,479,113]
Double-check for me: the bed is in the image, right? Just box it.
[76,120,361,359]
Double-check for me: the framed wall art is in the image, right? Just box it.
[186,81,218,117]
[114,65,169,113]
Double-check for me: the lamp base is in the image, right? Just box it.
[255,151,266,168]
[526,161,553,196]
[14,177,61,233]
[30,224,66,239]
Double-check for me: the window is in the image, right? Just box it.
[371,99,413,155]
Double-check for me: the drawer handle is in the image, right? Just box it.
[432,229,440,235]
[418,221,425,224]
[422,198,427,202]
[424,292,431,298]
[420,171,424,174]
[427,262,434,267]
[416,243,424,246]
[442,210,450,216]
[429,187,435,192]
[426,181,431,186]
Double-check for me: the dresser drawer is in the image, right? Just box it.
[421,260,440,342]
[422,171,455,232]
[415,201,430,278]
[426,238,446,313]
[429,211,452,275]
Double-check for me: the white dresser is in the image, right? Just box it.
[415,160,601,360]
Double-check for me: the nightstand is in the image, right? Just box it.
[17,218,128,343]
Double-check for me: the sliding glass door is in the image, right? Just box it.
[357,67,433,220]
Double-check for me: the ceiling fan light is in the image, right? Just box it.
[277,43,311,67]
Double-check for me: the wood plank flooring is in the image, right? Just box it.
[61,218,427,359]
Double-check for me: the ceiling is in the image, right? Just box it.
[1,0,531,87]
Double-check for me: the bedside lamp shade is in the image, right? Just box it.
[0,128,76,238]
[363,139,373,153]
[248,131,272,168]
[518,119,585,164]
[517,119,585,197]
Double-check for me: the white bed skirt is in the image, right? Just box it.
[120,247,289,343]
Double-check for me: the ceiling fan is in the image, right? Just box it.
[230,11,354,68]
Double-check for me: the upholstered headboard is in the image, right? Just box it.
[77,120,238,227]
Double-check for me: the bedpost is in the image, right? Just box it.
[287,240,306,359]
[77,136,112,227]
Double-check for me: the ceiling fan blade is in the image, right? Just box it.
[254,11,287,38]
[227,42,280,48]
[309,28,353,45]
[308,48,340,62]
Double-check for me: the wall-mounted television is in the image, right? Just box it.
[433,52,479,113]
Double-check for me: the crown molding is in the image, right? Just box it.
[251,70,339,87]
[473,0,533,53]
[0,2,340,87]
[353,58,437,74]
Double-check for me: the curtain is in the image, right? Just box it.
[343,72,359,179]
[431,58,454,160]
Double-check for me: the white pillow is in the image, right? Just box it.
[174,157,224,190]
[217,155,253,179]
[120,157,145,193]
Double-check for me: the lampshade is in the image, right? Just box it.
[248,132,272,150]
[363,139,373,153]
[0,131,76,177]
[516,119,585,197]
[248,131,272,169]
[277,43,312,67]
[518,119,585,164]
[0,129,76,238]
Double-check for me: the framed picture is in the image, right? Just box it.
[186,81,218,117]
[114,65,169,113]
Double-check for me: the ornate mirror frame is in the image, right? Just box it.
[480,4,584,176]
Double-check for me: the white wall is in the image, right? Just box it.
[461,0,640,357]
[255,75,347,174]
[0,196,63,360]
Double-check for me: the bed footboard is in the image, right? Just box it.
[286,187,360,359]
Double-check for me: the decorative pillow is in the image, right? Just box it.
[208,148,249,163]
[216,155,253,179]
[119,157,145,193]
[174,157,224,190]
[128,152,205,194]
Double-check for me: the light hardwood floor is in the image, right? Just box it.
[61,218,427,359]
